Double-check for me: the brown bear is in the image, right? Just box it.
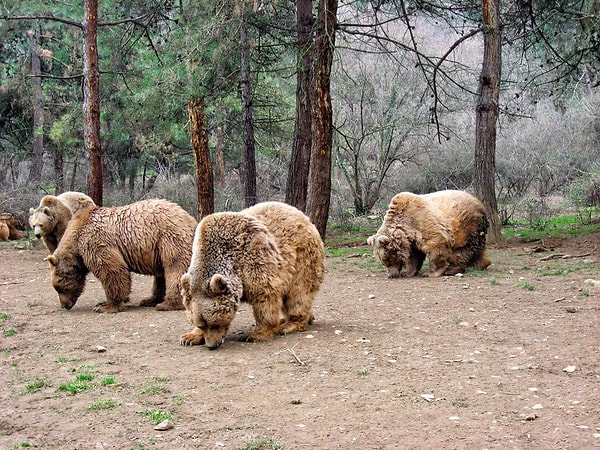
[0,221,9,241]
[180,201,325,349]
[29,191,96,253]
[46,199,197,313]
[367,190,491,277]
[0,212,29,240]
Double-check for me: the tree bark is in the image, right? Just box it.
[475,0,503,243]
[28,28,44,184]
[286,0,314,212]
[189,97,214,219]
[215,126,225,189]
[240,9,257,208]
[83,0,102,205]
[306,0,338,238]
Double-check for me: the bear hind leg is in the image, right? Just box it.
[280,287,315,335]
[93,253,132,313]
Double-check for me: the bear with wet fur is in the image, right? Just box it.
[29,191,96,253]
[46,199,197,313]
[180,201,325,349]
[368,190,491,277]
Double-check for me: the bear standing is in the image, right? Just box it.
[46,199,197,313]
[180,201,325,349]
[368,190,491,277]
[29,191,96,253]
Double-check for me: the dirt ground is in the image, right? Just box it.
[0,232,599,450]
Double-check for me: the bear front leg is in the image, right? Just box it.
[93,265,132,313]
[241,296,284,342]
[180,327,205,346]
[155,270,185,311]
[139,275,166,307]
[280,287,315,335]
[427,254,448,277]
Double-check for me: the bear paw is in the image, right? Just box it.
[93,302,126,313]
[240,329,275,342]
[180,330,205,346]
[155,301,185,311]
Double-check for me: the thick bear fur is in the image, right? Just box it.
[46,199,197,313]
[29,191,96,253]
[180,201,325,349]
[367,190,491,278]
[0,221,8,241]
[0,213,29,240]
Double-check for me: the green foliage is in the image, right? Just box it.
[87,398,119,411]
[0,313,10,322]
[3,328,18,337]
[23,378,51,394]
[235,438,282,450]
[516,282,536,291]
[140,408,172,425]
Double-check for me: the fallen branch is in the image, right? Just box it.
[286,342,310,366]
[0,280,24,286]
[540,252,591,261]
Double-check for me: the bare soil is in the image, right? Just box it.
[1,232,599,450]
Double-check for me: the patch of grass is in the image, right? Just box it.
[140,408,172,424]
[235,438,282,450]
[326,246,371,258]
[10,443,33,449]
[357,369,369,376]
[490,278,500,285]
[26,301,39,307]
[581,290,590,297]
[138,385,166,395]
[0,313,10,322]
[87,398,119,411]
[56,356,79,363]
[152,375,170,383]
[76,373,95,381]
[100,377,115,386]
[516,281,536,291]
[452,398,469,408]
[3,328,18,337]
[59,376,95,394]
[503,211,600,240]
[23,378,51,394]
[451,316,464,324]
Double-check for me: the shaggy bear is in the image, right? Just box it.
[46,199,197,313]
[29,191,96,253]
[0,221,8,241]
[180,201,325,349]
[368,190,491,277]
[0,212,29,240]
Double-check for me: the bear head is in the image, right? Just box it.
[181,272,242,349]
[28,206,57,239]
[367,231,413,278]
[46,254,89,310]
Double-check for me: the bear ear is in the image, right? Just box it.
[45,255,58,266]
[377,235,390,246]
[29,207,35,215]
[42,207,52,216]
[208,274,229,295]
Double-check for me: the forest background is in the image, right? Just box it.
[0,0,599,240]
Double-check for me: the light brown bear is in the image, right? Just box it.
[46,199,197,313]
[0,213,29,240]
[180,201,325,349]
[368,190,491,277]
[29,191,96,253]
[0,221,9,241]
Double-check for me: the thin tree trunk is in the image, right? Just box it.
[189,98,214,219]
[215,126,225,189]
[240,7,257,208]
[52,145,65,193]
[28,27,44,184]
[475,0,502,243]
[286,0,314,212]
[306,0,338,238]
[83,0,102,205]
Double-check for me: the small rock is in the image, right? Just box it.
[368,294,375,299]
[531,404,543,410]
[584,278,600,287]
[154,419,174,431]
[421,394,435,402]
[448,416,460,421]
[95,345,107,353]
[356,337,370,343]
[334,329,343,335]
[563,365,576,373]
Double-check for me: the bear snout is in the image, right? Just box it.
[205,336,225,350]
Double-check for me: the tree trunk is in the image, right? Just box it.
[475,0,502,243]
[306,0,338,238]
[240,9,257,208]
[215,126,225,189]
[28,28,44,184]
[286,0,314,212]
[83,0,102,205]
[52,145,65,194]
[189,98,214,219]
